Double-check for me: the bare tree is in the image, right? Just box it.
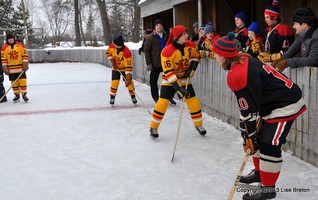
[74,0,81,46]
[40,0,73,45]
[96,0,111,45]
[109,0,141,42]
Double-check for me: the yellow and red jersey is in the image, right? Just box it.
[106,43,133,74]
[161,40,199,86]
[1,42,28,74]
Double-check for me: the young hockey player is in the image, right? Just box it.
[234,11,249,51]
[106,35,137,105]
[149,25,206,138]
[245,22,264,58]
[1,33,29,102]
[213,32,307,200]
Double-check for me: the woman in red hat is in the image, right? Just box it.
[149,25,206,138]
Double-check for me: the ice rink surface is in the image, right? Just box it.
[0,63,317,200]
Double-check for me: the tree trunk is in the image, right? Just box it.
[74,0,81,46]
[132,1,141,43]
[96,0,112,45]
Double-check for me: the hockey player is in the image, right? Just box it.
[234,11,249,51]
[106,35,137,105]
[213,32,307,200]
[199,22,221,59]
[0,43,7,103]
[258,0,294,64]
[149,25,206,138]
[1,33,29,102]
[245,22,264,58]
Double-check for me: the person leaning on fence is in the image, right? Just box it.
[106,35,137,105]
[1,33,29,102]
[149,25,206,138]
[213,32,307,200]
[138,28,152,55]
[258,0,295,64]
[245,22,264,58]
[144,19,176,105]
[272,7,318,72]
[199,22,221,59]
[234,11,249,51]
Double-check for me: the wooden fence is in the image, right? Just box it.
[28,49,318,167]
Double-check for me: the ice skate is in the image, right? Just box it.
[196,126,207,135]
[150,128,159,138]
[13,94,20,102]
[110,95,115,105]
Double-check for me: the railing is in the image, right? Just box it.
[28,48,318,167]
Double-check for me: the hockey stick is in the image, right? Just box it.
[0,71,25,102]
[171,77,189,163]
[227,148,251,200]
[117,69,152,115]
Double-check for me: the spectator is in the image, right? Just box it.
[272,7,318,72]
[144,19,176,105]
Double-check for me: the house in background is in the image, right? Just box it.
[139,0,317,36]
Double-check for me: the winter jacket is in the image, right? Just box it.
[283,23,318,68]
[144,32,167,68]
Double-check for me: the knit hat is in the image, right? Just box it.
[113,35,124,46]
[166,25,187,45]
[293,7,317,26]
[193,22,198,28]
[199,24,205,30]
[6,33,14,41]
[204,23,215,34]
[146,28,152,34]
[248,22,261,34]
[212,32,238,58]
[264,0,280,18]
[235,11,248,22]
[154,19,164,27]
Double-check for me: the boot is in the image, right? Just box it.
[196,126,207,135]
[242,186,277,200]
[110,95,115,105]
[13,94,20,102]
[150,128,159,138]
[240,169,261,184]
[22,93,29,102]
[131,95,137,104]
[0,96,7,103]
[169,98,176,105]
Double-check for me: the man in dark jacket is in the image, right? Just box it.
[144,19,176,105]
[0,43,7,103]
[273,7,318,71]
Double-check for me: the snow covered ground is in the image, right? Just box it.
[0,63,317,200]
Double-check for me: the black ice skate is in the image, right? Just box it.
[169,98,176,105]
[131,95,137,104]
[22,93,29,102]
[110,95,115,105]
[13,94,20,102]
[196,126,207,135]
[239,169,261,184]
[0,96,7,103]
[150,128,159,138]
[242,186,276,200]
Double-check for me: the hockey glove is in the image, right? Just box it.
[172,80,190,99]
[199,50,207,59]
[22,62,29,71]
[183,61,199,78]
[125,73,132,87]
[251,40,261,54]
[110,59,118,69]
[271,53,282,61]
[239,115,259,155]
